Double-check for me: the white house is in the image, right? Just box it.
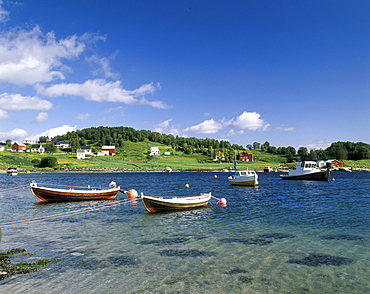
[55,142,70,149]
[150,147,160,156]
[24,139,36,145]
[76,149,86,159]
[31,144,45,154]
[80,146,92,154]
[0,146,4,152]
[97,151,109,156]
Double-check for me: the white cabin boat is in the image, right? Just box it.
[7,167,18,176]
[280,161,329,181]
[228,169,259,186]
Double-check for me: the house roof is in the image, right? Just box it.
[102,146,116,149]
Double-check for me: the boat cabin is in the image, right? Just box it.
[288,161,321,176]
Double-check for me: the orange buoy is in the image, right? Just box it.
[331,178,336,181]
[218,198,227,207]
[127,189,139,198]
[213,175,218,178]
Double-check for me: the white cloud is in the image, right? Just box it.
[0,128,28,141]
[0,25,91,86]
[0,109,10,119]
[35,124,77,139]
[154,118,173,133]
[0,93,53,111]
[182,111,270,135]
[230,111,270,131]
[87,54,119,79]
[76,113,90,120]
[0,0,10,24]
[183,118,224,134]
[276,126,296,132]
[306,139,332,150]
[34,112,49,123]
[37,79,171,109]
[103,106,124,113]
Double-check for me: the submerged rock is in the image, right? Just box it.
[287,253,355,267]
[0,248,61,281]
[107,255,140,266]
[238,276,254,284]
[219,238,273,245]
[225,268,249,275]
[258,233,296,239]
[139,237,189,245]
[320,234,364,241]
[159,249,216,258]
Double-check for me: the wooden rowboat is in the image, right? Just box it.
[141,193,212,213]
[30,181,121,202]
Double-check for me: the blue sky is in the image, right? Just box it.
[0,0,369,149]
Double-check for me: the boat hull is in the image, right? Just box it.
[280,170,329,181]
[30,186,119,202]
[142,194,211,213]
[228,179,259,186]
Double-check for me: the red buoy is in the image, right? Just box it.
[127,189,139,198]
[218,198,227,207]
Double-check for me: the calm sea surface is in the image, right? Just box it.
[0,171,369,293]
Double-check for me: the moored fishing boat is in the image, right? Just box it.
[228,169,259,186]
[141,193,212,212]
[30,181,121,202]
[7,167,18,176]
[280,161,329,181]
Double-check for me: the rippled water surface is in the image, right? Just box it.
[0,171,369,293]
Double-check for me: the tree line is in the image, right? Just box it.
[50,126,370,162]
[253,140,370,161]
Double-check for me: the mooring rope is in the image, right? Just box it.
[210,194,221,201]
[0,184,30,193]
[0,198,136,228]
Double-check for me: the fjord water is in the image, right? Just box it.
[0,171,369,293]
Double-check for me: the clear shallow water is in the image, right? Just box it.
[0,171,369,293]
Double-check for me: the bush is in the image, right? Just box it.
[39,157,58,168]
[31,158,41,166]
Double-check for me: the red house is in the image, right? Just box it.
[326,159,345,167]
[102,146,116,155]
[239,151,253,162]
[12,142,26,152]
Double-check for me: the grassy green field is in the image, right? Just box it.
[1,141,369,172]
